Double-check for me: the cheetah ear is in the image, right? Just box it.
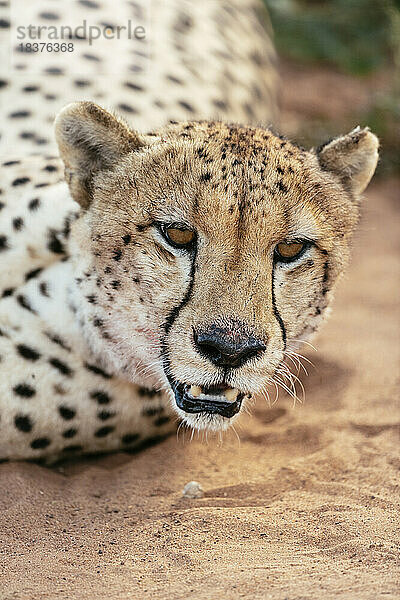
[316,127,379,197]
[55,101,146,209]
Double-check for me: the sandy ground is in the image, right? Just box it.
[1,67,399,598]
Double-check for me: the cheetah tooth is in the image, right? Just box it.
[224,388,239,402]
[189,385,202,398]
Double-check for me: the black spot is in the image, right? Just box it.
[54,384,66,395]
[93,318,103,327]
[90,390,111,405]
[277,180,288,193]
[154,416,171,427]
[117,103,137,114]
[74,79,90,87]
[58,406,76,420]
[138,387,160,398]
[39,281,49,297]
[111,280,120,290]
[48,357,73,377]
[16,294,36,313]
[86,295,97,304]
[28,198,40,210]
[47,230,65,254]
[213,99,228,111]
[20,131,34,140]
[143,406,164,417]
[13,383,35,397]
[166,75,182,85]
[124,82,144,91]
[31,437,50,450]
[43,164,58,172]
[17,344,41,361]
[0,235,8,251]
[83,53,101,62]
[112,249,122,261]
[121,433,140,445]
[22,85,39,93]
[97,410,116,421]
[85,363,112,379]
[62,428,77,438]
[122,234,131,245]
[2,288,14,298]
[14,414,33,432]
[0,18,10,28]
[3,160,20,166]
[200,172,211,182]
[39,12,59,20]
[44,67,63,75]
[95,425,114,437]
[9,111,30,119]
[25,267,43,281]
[178,100,195,113]
[63,444,83,452]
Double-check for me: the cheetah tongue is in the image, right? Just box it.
[188,385,239,403]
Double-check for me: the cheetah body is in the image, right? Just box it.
[0,1,378,462]
[0,0,278,460]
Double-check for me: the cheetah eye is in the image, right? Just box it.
[162,224,196,249]
[274,240,308,263]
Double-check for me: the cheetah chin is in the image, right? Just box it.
[173,382,246,418]
[172,383,247,432]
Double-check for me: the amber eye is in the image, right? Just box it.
[274,241,307,262]
[163,224,196,248]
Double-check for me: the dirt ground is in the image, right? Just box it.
[1,66,399,599]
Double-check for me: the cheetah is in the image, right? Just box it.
[0,0,378,461]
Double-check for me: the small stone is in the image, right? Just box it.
[182,481,204,499]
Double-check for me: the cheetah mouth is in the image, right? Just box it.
[173,382,246,418]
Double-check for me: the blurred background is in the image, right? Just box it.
[262,0,399,177]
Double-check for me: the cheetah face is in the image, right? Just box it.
[56,102,378,431]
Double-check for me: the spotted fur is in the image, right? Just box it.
[0,0,378,460]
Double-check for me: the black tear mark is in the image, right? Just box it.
[161,244,198,388]
[271,268,286,350]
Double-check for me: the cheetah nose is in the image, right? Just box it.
[194,323,266,369]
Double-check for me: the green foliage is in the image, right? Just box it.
[262,0,400,175]
[263,0,397,75]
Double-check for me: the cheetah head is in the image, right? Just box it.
[56,102,378,431]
